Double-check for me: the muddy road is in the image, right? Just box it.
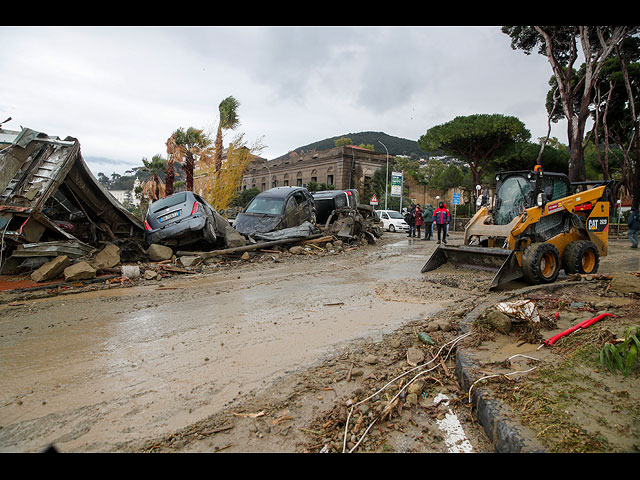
[0,235,447,452]
[1,233,638,453]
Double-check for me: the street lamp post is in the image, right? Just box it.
[264,160,272,190]
[378,141,389,210]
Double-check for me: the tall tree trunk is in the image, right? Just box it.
[165,158,175,196]
[185,152,194,191]
[215,125,223,176]
[616,44,640,209]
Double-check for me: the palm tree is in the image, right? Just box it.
[141,154,167,202]
[215,96,241,176]
[174,127,212,191]
[165,132,183,196]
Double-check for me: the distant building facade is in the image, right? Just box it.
[241,145,392,193]
[108,177,141,207]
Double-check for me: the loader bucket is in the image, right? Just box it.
[421,245,523,290]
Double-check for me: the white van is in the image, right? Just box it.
[375,210,410,233]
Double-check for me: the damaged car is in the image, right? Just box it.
[312,189,360,225]
[144,191,227,248]
[233,186,317,238]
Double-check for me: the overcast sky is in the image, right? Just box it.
[1,26,565,177]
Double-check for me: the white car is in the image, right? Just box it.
[375,210,410,233]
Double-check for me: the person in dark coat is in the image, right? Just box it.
[422,203,434,240]
[407,203,417,237]
[432,202,451,244]
[628,207,640,249]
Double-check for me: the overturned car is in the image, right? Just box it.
[233,186,317,239]
[144,191,228,248]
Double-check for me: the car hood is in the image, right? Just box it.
[233,213,282,236]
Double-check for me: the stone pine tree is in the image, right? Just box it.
[418,114,531,188]
[502,26,637,182]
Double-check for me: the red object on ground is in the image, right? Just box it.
[543,313,614,347]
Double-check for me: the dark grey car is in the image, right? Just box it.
[144,191,226,247]
[233,187,316,238]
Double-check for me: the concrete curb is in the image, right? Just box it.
[455,281,584,452]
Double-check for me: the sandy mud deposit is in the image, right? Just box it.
[1,234,638,453]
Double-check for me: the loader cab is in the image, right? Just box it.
[493,170,570,225]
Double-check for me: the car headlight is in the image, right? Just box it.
[537,193,543,207]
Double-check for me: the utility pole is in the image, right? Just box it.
[378,141,389,210]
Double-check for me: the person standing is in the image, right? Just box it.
[415,204,423,238]
[628,207,640,249]
[422,203,434,240]
[432,202,451,244]
[407,203,417,237]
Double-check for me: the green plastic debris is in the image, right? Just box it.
[418,332,435,346]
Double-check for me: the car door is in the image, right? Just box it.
[292,191,308,224]
[283,195,299,228]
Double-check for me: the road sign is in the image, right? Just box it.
[452,192,461,205]
[391,172,403,197]
[370,194,378,205]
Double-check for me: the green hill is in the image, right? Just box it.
[273,131,430,160]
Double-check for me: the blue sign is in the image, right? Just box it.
[452,193,461,205]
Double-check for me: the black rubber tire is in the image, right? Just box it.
[389,224,395,232]
[521,242,561,285]
[562,240,600,275]
[203,218,217,244]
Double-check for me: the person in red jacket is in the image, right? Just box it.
[432,202,450,244]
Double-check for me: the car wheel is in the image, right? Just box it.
[203,218,217,244]
[389,224,396,233]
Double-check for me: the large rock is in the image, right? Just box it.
[224,224,246,249]
[31,255,71,282]
[485,310,512,334]
[64,261,97,281]
[609,273,640,295]
[93,244,121,269]
[147,244,173,261]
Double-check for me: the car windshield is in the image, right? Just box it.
[495,176,530,225]
[149,193,187,213]
[386,211,404,219]
[245,196,284,215]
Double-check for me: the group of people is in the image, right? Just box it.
[403,202,451,244]
[399,200,640,250]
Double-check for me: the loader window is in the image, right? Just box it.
[541,177,569,201]
[495,176,531,225]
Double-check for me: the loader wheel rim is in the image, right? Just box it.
[540,252,558,279]
[582,249,596,273]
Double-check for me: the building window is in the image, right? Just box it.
[327,174,334,186]
[261,183,266,191]
[297,178,302,187]
[311,177,317,183]
[284,180,289,186]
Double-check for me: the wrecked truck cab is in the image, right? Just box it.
[144,191,226,248]
[233,186,316,238]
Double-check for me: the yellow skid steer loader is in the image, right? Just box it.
[422,168,613,290]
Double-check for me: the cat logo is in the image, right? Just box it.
[588,217,608,232]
